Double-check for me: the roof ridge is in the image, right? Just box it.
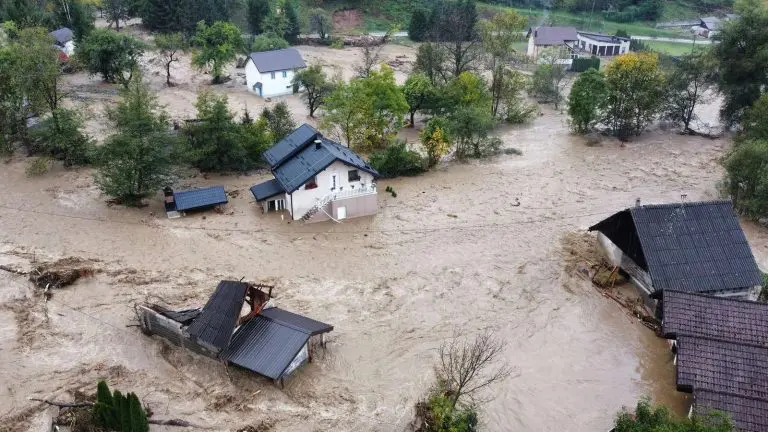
[677,333,768,350]
[695,388,768,403]
[258,310,314,335]
[665,290,768,307]
[630,199,733,211]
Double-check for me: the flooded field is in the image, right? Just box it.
[0,43,761,431]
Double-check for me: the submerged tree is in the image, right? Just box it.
[614,399,734,432]
[247,0,270,34]
[155,33,187,87]
[481,10,527,118]
[402,72,436,127]
[568,68,607,134]
[261,101,296,141]
[663,52,716,133]
[192,21,242,84]
[95,74,177,205]
[292,65,334,117]
[78,29,145,86]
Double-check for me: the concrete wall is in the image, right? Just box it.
[289,160,376,219]
[330,193,378,220]
[245,59,303,98]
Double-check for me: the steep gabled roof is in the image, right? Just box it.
[221,307,333,380]
[590,200,762,295]
[694,390,768,432]
[248,48,306,73]
[263,123,320,168]
[662,291,768,347]
[676,336,768,400]
[185,281,248,353]
[528,26,579,46]
[700,17,721,30]
[49,28,74,44]
[272,136,379,194]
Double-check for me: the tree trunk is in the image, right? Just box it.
[410,111,415,127]
[166,61,172,86]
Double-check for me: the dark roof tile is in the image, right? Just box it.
[250,179,285,201]
[260,307,333,336]
[263,123,320,168]
[694,390,768,432]
[173,186,228,212]
[676,336,768,400]
[248,48,306,73]
[185,281,248,352]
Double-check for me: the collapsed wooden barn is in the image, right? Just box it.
[137,280,333,385]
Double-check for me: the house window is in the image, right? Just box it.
[282,71,288,78]
[304,177,317,190]
[348,170,360,182]
[270,72,275,79]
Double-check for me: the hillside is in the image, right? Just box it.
[303,0,734,37]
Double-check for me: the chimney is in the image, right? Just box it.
[635,198,641,207]
[314,139,322,150]
[681,193,687,203]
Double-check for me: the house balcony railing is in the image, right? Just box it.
[330,183,377,201]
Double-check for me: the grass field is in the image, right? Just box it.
[642,40,703,55]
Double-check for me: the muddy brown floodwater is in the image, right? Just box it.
[1,44,765,432]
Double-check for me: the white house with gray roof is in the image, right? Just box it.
[49,27,75,57]
[250,124,379,223]
[245,48,307,98]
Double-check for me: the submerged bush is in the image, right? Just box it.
[368,141,426,178]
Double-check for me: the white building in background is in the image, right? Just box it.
[576,32,630,57]
[49,27,75,57]
[245,48,307,98]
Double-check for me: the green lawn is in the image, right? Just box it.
[643,40,702,56]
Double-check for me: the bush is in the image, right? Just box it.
[31,109,94,167]
[724,139,768,219]
[368,141,426,178]
[571,57,600,72]
[251,33,290,52]
[415,385,479,432]
[25,157,52,177]
[330,38,344,49]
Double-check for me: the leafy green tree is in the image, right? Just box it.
[78,29,145,86]
[155,32,187,86]
[368,141,425,178]
[409,8,429,42]
[183,91,249,172]
[615,29,630,39]
[263,10,288,37]
[293,65,334,117]
[15,27,63,117]
[95,75,177,206]
[3,0,51,28]
[431,0,481,77]
[442,72,496,158]
[414,42,447,85]
[0,36,27,153]
[103,0,131,31]
[663,52,716,133]
[711,0,768,126]
[241,114,273,164]
[603,52,665,139]
[742,95,768,141]
[402,72,436,127]
[283,0,300,44]
[309,8,331,40]
[52,0,95,41]
[481,10,527,118]
[192,21,242,84]
[614,399,734,432]
[261,101,296,141]
[568,68,607,134]
[322,65,409,151]
[247,0,270,34]
[251,33,290,52]
[499,69,535,124]
[421,117,451,167]
[32,108,94,166]
[529,49,568,109]
[724,139,768,219]
[140,0,196,34]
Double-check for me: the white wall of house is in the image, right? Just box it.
[527,41,575,65]
[576,34,629,56]
[527,35,536,57]
[288,160,375,220]
[63,41,75,56]
[245,59,303,98]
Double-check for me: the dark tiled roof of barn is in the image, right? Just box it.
[676,336,768,400]
[591,200,762,294]
[694,390,768,432]
[185,281,248,353]
[662,291,768,347]
[221,307,333,380]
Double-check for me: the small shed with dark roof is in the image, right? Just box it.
[589,200,763,302]
[165,186,228,217]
